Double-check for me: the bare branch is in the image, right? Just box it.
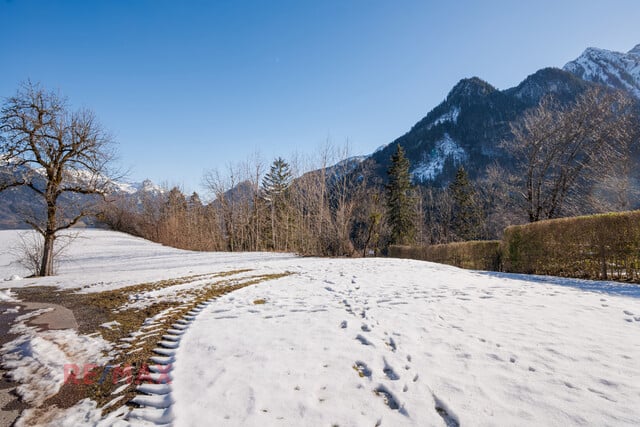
[0,81,117,276]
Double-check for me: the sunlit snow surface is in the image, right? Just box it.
[1,230,639,426]
[564,46,640,99]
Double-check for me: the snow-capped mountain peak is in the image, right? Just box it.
[563,44,640,98]
[628,44,640,56]
[110,179,164,195]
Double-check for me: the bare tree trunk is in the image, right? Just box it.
[38,195,58,276]
[39,233,55,277]
[40,203,57,276]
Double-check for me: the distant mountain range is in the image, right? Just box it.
[2,43,639,228]
[364,44,640,186]
[564,44,640,98]
[0,164,164,229]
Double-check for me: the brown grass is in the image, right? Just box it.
[10,270,292,416]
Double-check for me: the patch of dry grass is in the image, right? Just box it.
[10,270,292,416]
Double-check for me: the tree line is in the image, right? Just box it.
[1,82,638,275]
[101,146,395,256]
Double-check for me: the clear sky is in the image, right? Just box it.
[1,0,639,194]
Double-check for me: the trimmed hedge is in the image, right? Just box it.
[390,210,640,283]
[389,241,501,271]
[502,211,640,281]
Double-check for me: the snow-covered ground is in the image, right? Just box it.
[0,229,296,292]
[1,229,639,426]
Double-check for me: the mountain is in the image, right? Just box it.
[362,43,640,187]
[564,44,640,98]
[0,164,164,229]
[366,68,594,185]
[3,43,638,228]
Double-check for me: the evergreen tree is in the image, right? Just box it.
[188,192,203,210]
[386,144,416,245]
[261,157,292,203]
[261,157,292,249]
[449,166,484,240]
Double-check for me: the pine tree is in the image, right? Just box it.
[449,166,484,240]
[261,157,292,249]
[386,144,416,245]
[262,157,292,203]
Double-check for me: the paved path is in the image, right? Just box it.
[0,301,80,425]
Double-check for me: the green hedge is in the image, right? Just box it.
[389,241,501,271]
[502,211,640,281]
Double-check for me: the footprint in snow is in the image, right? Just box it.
[433,394,460,427]
[353,361,372,378]
[340,320,348,329]
[373,385,407,415]
[356,334,373,346]
[383,358,400,380]
[383,336,397,352]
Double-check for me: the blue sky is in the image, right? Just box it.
[1,1,639,193]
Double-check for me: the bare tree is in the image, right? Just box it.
[0,82,116,276]
[477,163,524,237]
[503,87,637,222]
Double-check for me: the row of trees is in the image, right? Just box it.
[1,82,638,275]
[102,146,399,256]
[98,143,514,253]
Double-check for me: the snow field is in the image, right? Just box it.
[171,258,640,426]
[0,229,639,426]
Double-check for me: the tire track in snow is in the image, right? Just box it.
[126,301,210,425]
[123,273,292,425]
